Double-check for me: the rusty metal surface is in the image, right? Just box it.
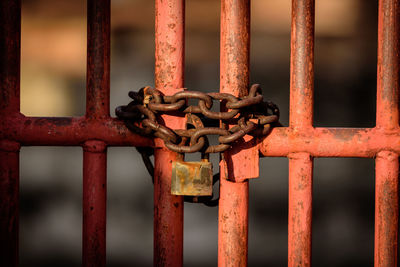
[8,116,400,158]
[259,127,400,157]
[86,0,110,119]
[219,0,259,183]
[153,0,185,266]
[287,1,315,266]
[0,0,20,114]
[375,151,399,267]
[0,0,20,266]
[171,160,213,196]
[0,140,20,267]
[82,1,110,265]
[376,0,399,131]
[153,149,183,267]
[0,0,398,266]
[288,152,313,267]
[290,0,314,130]
[218,178,249,267]
[82,140,107,267]
[375,1,399,266]
[0,115,153,147]
[218,0,251,266]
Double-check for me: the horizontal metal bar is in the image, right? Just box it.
[259,127,400,158]
[0,114,153,147]
[4,114,400,157]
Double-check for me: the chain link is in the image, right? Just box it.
[116,84,279,154]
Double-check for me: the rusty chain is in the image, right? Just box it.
[116,84,280,154]
[116,84,279,206]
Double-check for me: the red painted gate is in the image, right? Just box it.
[0,0,398,266]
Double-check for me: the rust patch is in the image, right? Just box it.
[171,160,213,196]
[24,120,32,126]
[34,117,72,127]
[331,128,363,141]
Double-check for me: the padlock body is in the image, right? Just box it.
[171,161,213,196]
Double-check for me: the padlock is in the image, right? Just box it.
[171,153,213,196]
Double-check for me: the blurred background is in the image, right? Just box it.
[19,0,394,266]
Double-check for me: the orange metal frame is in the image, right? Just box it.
[0,0,399,266]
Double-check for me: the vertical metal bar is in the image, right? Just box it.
[83,1,110,264]
[289,0,315,130]
[218,0,250,266]
[375,151,399,267]
[0,1,21,266]
[0,141,20,267]
[153,149,184,266]
[219,0,250,96]
[82,140,107,267]
[219,0,258,182]
[86,0,110,119]
[375,2,399,266]
[288,152,313,267]
[154,0,185,266]
[0,0,20,114]
[218,178,249,266]
[376,0,399,130]
[288,1,314,266]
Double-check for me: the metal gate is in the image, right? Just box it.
[0,0,398,266]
